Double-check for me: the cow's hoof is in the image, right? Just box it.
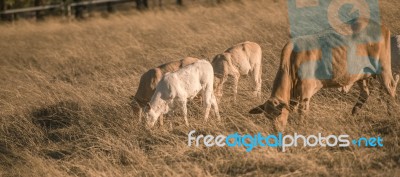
[273,121,285,133]
[352,107,360,115]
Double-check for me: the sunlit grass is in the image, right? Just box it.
[0,0,399,176]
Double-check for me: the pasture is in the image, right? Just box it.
[0,0,400,176]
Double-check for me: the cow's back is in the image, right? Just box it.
[158,57,199,73]
[134,68,162,107]
[175,60,214,81]
[134,57,199,106]
[289,20,389,86]
[171,60,214,95]
[224,41,261,74]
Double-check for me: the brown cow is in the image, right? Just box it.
[249,20,399,132]
[131,57,199,125]
[212,41,262,102]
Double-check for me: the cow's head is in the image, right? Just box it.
[249,98,288,118]
[130,96,142,114]
[249,98,290,132]
[144,101,169,128]
[144,103,158,128]
[211,54,229,100]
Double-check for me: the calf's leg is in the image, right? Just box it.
[211,93,221,121]
[159,114,164,126]
[251,63,262,98]
[232,72,240,102]
[214,75,227,102]
[203,88,213,122]
[180,100,189,126]
[138,107,143,123]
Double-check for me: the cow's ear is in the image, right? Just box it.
[272,99,280,107]
[276,103,290,111]
[249,104,264,114]
[271,98,290,111]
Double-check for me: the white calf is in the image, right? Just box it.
[144,60,220,127]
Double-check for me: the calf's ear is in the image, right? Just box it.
[249,104,264,114]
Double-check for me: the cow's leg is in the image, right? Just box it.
[214,75,227,102]
[138,107,143,123]
[251,64,262,98]
[159,114,164,126]
[352,80,370,115]
[203,88,213,122]
[211,93,221,121]
[379,71,399,97]
[378,72,399,116]
[377,42,400,115]
[130,99,142,122]
[379,42,400,97]
[298,80,322,118]
[291,82,301,113]
[180,100,189,126]
[274,108,289,132]
[338,83,354,93]
[377,76,399,116]
[232,72,240,102]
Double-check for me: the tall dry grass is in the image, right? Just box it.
[0,0,399,176]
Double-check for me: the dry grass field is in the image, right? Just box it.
[1,0,400,176]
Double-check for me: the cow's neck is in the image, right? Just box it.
[270,68,292,107]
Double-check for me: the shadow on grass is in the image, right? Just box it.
[31,101,81,130]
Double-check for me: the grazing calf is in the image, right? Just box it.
[212,41,262,101]
[144,60,220,127]
[131,57,198,124]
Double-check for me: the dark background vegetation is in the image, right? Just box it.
[0,0,228,21]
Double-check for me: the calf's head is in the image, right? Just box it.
[144,102,169,128]
[211,54,229,100]
[130,96,142,113]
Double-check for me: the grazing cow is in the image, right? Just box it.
[131,57,198,125]
[212,41,262,101]
[249,20,399,131]
[144,60,220,127]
